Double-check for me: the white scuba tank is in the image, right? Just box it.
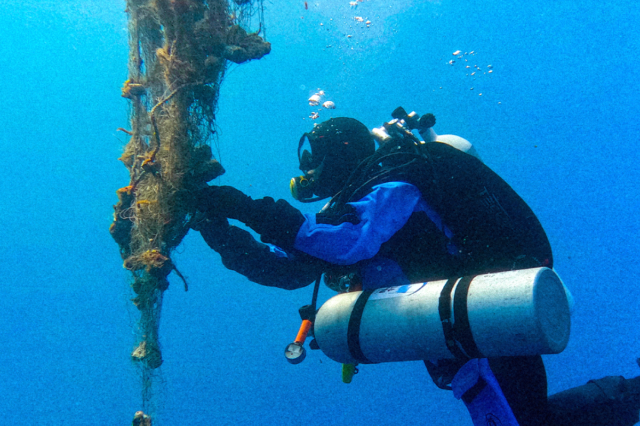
[314,267,571,365]
[419,127,482,160]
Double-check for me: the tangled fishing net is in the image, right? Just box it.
[109,0,269,422]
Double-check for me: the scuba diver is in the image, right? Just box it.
[194,110,640,426]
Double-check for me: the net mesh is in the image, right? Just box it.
[110,0,269,421]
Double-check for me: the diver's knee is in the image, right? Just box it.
[547,376,640,426]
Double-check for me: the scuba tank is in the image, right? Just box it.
[314,267,571,365]
[415,112,481,161]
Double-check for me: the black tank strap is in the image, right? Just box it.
[439,278,469,360]
[453,276,483,359]
[439,276,484,360]
[347,290,375,364]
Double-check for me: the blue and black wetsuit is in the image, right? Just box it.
[202,142,552,290]
[200,142,640,426]
[200,142,552,425]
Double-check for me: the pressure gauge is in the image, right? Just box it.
[285,342,306,364]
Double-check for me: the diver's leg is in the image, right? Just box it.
[488,356,548,426]
[546,375,640,426]
[451,358,521,426]
[426,356,548,426]
[424,358,467,390]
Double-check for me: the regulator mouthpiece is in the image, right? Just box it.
[290,175,315,202]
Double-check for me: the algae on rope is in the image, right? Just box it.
[110,0,269,414]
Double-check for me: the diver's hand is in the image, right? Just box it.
[196,185,306,250]
[196,185,251,218]
[198,215,232,250]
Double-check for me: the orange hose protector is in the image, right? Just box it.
[294,319,313,344]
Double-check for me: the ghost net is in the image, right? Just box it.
[110,0,270,421]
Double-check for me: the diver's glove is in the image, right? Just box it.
[197,215,231,249]
[197,185,251,217]
[200,218,321,290]
[196,185,305,251]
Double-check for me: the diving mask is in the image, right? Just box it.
[291,133,326,202]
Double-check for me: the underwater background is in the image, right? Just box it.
[1,0,639,424]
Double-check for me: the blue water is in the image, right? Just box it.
[1,0,639,424]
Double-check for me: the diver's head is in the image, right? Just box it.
[291,117,375,202]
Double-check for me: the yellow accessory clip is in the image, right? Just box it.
[341,363,358,384]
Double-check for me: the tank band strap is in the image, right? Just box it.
[439,278,469,360]
[439,276,484,360]
[453,275,484,359]
[347,290,375,364]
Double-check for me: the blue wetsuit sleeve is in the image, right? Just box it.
[293,182,423,264]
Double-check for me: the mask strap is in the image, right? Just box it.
[298,133,310,165]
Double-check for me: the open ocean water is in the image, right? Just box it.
[0,0,639,424]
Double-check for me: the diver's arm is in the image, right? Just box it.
[200,218,321,290]
[293,182,424,264]
[196,183,423,265]
[197,186,306,250]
